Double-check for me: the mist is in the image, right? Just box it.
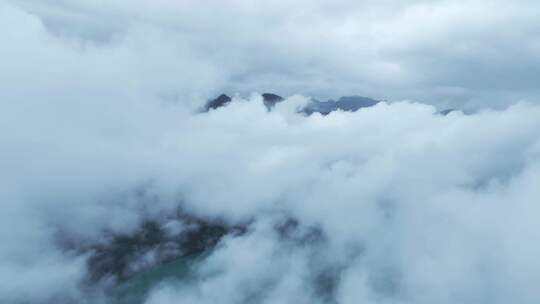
[2,1,540,303]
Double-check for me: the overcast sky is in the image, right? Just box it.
[2,1,540,304]
[5,0,540,109]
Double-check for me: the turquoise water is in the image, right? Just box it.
[109,253,207,304]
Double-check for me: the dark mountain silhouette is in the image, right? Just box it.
[203,93,285,112]
[262,93,285,110]
[204,94,232,111]
[203,93,380,115]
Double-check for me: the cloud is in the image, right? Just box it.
[7,0,540,108]
[2,1,540,303]
[140,101,540,304]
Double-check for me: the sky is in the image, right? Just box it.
[2,1,540,304]
[5,0,540,109]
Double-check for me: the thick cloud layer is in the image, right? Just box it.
[7,0,540,108]
[2,1,540,304]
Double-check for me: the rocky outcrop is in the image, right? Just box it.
[204,94,232,111]
[262,93,284,110]
[85,212,247,283]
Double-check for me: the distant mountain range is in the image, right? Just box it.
[203,93,457,116]
[302,95,380,115]
[203,93,381,114]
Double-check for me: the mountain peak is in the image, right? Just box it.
[204,94,232,111]
[203,93,381,115]
[262,93,284,110]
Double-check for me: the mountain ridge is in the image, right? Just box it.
[203,93,382,115]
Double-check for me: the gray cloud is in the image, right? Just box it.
[7,0,540,108]
[2,1,540,303]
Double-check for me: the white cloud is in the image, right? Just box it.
[7,0,540,107]
[2,1,540,303]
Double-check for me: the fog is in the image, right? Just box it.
[2,1,540,303]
